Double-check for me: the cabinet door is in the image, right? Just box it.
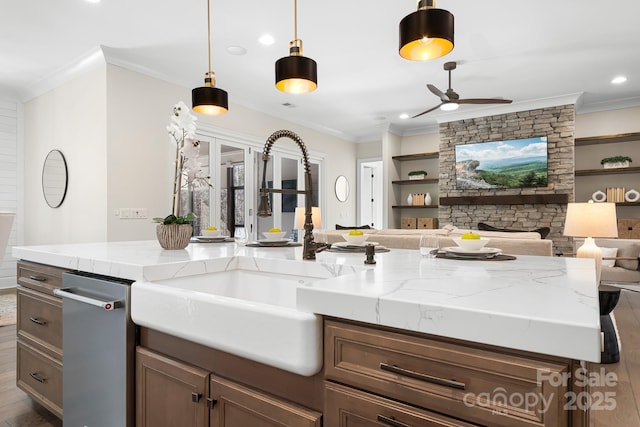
[136,347,209,427]
[209,375,321,427]
[325,382,479,427]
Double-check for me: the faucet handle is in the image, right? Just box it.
[364,244,376,265]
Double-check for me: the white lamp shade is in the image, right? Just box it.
[295,207,321,229]
[563,202,618,238]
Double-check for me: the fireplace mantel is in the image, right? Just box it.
[439,194,569,206]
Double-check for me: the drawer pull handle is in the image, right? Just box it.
[30,373,47,383]
[29,317,48,326]
[380,362,465,390]
[29,275,47,282]
[377,415,411,427]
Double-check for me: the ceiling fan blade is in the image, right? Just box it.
[427,84,449,102]
[411,103,444,119]
[457,98,513,105]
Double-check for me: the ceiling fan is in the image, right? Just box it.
[412,61,512,118]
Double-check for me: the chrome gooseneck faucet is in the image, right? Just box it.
[258,130,329,260]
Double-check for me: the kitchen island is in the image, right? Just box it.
[13,240,600,426]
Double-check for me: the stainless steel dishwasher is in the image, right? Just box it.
[54,271,136,427]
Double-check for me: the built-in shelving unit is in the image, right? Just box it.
[391,151,439,211]
[573,132,640,223]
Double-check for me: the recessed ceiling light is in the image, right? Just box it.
[258,34,275,45]
[611,75,627,84]
[85,0,100,3]
[226,46,247,56]
[399,113,409,119]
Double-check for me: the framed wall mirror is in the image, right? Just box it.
[335,175,349,202]
[42,149,68,208]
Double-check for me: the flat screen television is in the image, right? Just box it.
[454,136,548,190]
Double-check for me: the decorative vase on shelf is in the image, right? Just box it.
[407,193,413,205]
[424,192,432,206]
[156,224,192,250]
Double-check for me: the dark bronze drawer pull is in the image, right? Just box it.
[29,275,47,282]
[380,362,465,390]
[29,317,48,326]
[377,415,411,427]
[30,372,47,383]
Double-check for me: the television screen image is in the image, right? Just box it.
[454,136,548,190]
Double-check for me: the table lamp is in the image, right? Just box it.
[294,207,322,241]
[563,201,618,283]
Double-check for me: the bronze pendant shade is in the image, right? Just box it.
[192,0,229,115]
[275,51,318,94]
[275,0,317,94]
[399,0,454,61]
[192,73,228,115]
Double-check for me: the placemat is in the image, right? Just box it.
[245,242,303,248]
[436,253,516,261]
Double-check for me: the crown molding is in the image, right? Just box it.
[19,46,106,102]
[437,93,584,125]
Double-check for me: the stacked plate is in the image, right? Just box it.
[194,236,230,243]
[255,239,293,247]
[441,246,502,260]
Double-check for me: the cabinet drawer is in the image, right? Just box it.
[17,261,69,296]
[325,320,569,427]
[17,287,62,357]
[16,340,63,419]
[326,382,479,427]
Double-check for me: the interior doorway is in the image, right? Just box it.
[358,160,383,229]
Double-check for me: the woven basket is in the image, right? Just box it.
[156,224,192,250]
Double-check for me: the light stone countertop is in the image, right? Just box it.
[12,240,601,362]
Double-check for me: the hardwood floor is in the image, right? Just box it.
[0,290,638,426]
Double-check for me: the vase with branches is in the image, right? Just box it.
[153,101,212,248]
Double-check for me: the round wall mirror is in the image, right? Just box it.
[42,149,68,208]
[335,175,349,202]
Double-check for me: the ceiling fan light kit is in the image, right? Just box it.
[412,61,513,118]
[399,0,454,61]
[192,0,228,115]
[275,0,318,94]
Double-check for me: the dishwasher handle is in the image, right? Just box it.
[53,288,120,311]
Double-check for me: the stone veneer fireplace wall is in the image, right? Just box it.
[438,104,576,254]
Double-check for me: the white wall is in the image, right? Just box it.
[23,66,108,244]
[0,99,20,288]
[575,106,640,137]
[22,63,359,243]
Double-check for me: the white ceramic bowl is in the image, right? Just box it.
[203,229,221,237]
[262,231,287,241]
[453,237,489,251]
[343,233,369,245]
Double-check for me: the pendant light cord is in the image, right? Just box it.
[207,0,212,78]
[293,0,298,41]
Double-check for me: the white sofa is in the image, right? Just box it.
[578,238,640,285]
[316,225,553,256]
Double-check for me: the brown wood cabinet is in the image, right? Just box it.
[210,375,321,427]
[15,260,69,419]
[136,346,210,427]
[136,343,322,427]
[324,319,588,427]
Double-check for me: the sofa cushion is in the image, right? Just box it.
[614,244,640,270]
[335,224,371,230]
[600,247,618,267]
[478,222,551,239]
[601,265,640,284]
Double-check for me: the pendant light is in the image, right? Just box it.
[275,0,317,94]
[192,0,228,115]
[399,0,454,61]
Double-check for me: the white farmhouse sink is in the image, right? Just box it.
[131,256,361,376]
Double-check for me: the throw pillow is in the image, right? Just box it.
[600,247,618,267]
[615,244,640,270]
